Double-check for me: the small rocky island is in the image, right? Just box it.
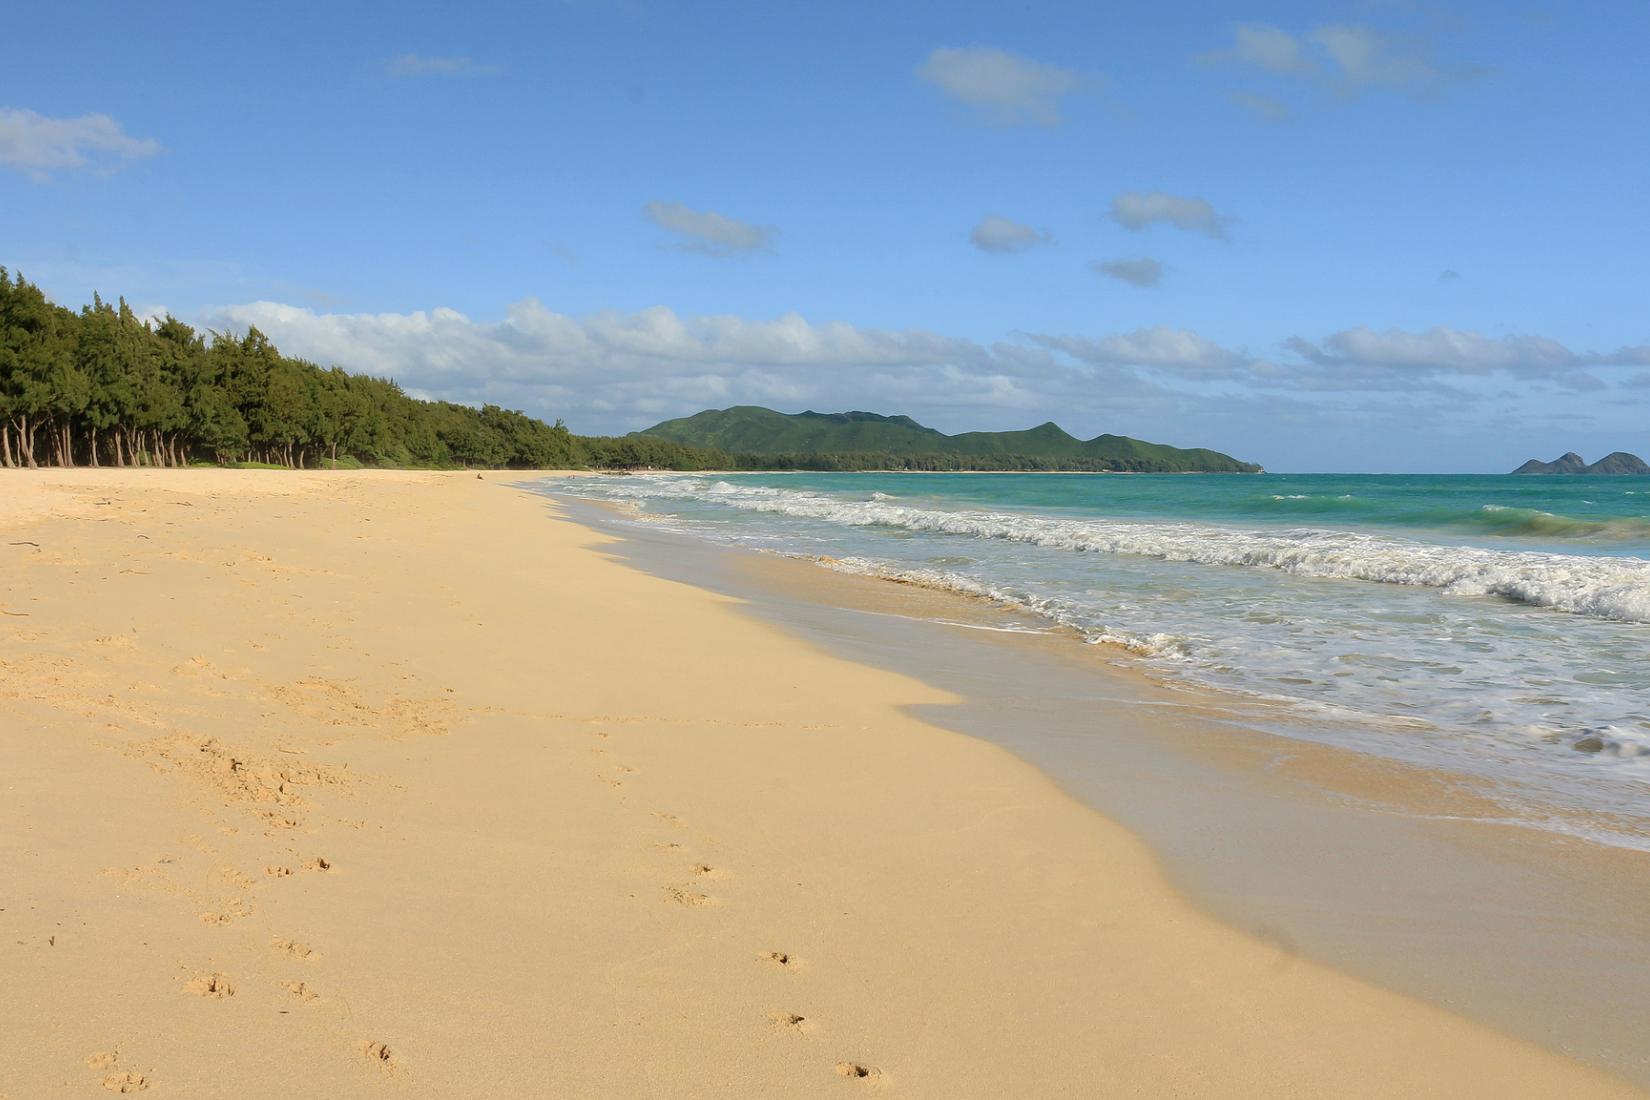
[1511,451,1650,475]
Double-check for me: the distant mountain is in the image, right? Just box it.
[1512,451,1649,475]
[634,406,1262,473]
[1584,452,1650,475]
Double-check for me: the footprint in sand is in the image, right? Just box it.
[304,856,333,873]
[198,898,253,925]
[769,1011,815,1036]
[281,980,319,1002]
[211,866,257,890]
[664,885,717,908]
[761,951,802,971]
[273,937,317,960]
[835,1062,883,1085]
[86,1054,149,1094]
[183,972,235,998]
[360,1040,400,1075]
[101,1072,149,1094]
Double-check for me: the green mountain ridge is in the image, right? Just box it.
[636,406,1262,473]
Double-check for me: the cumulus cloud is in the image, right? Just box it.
[1286,327,1650,374]
[385,54,500,77]
[1042,324,1650,393]
[918,46,1082,126]
[195,297,1650,457]
[643,201,775,256]
[970,215,1052,253]
[203,299,1045,430]
[1109,192,1233,239]
[1032,326,1249,377]
[0,107,160,181]
[1091,257,1163,287]
[1199,22,1482,100]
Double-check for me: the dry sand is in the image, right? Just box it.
[0,468,1639,1098]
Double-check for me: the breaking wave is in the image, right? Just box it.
[600,479,1650,623]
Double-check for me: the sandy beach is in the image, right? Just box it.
[1,469,1641,1099]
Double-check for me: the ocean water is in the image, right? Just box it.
[551,472,1650,845]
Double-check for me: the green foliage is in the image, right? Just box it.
[638,406,1262,473]
[0,271,599,471]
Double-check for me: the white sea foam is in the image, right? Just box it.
[815,554,1193,658]
[602,478,1650,624]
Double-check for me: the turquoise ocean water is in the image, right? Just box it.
[555,472,1650,845]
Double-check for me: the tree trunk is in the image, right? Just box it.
[89,427,100,467]
[19,416,37,468]
[1,425,13,468]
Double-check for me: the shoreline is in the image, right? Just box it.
[2,468,1642,1097]
[560,471,1650,854]
[559,485,1650,1086]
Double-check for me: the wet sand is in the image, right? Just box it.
[570,491,1650,1087]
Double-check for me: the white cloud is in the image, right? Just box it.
[1032,327,1249,377]
[0,107,160,181]
[194,298,1650,469]
[1109,192,1233,239]
[1287,327,1650,374]
[203,299,1038,430]
[643,201,775,256]
[1204,24,1319,76]
[385,54,500,77]
[970,215,1052,253]
[1200,22,1482,100]
[918,46,1082,126]
[1310,25,1465,93]
[1091,257,1163,287]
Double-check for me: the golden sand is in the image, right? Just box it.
[0,468,1638,1098]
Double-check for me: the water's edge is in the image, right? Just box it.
[554,472,1650,847]
[538,487,1650,1089]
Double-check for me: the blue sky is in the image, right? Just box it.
[3,0,1648,471]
